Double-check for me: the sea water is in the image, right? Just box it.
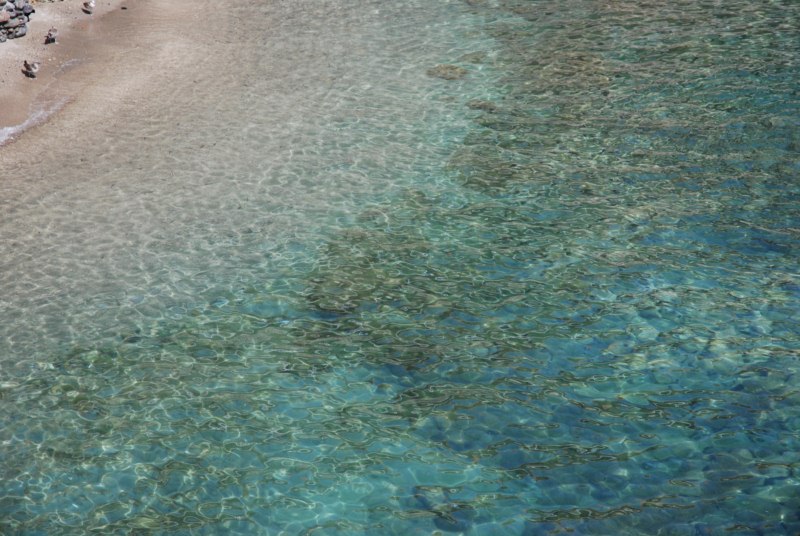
[1,0,799,534]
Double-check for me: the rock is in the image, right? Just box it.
[467,99,498,112]
[426,64,468,80]
[0,0,34,45]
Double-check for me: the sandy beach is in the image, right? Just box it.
[1,1,121,127]
[0,0,205,149]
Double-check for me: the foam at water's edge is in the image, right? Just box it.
[0,96,70,148]
[0,57,84,148]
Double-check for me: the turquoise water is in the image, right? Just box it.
[2,0,800,534]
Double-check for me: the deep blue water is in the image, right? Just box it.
[1,0,799,534]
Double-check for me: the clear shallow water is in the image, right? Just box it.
[1,0,799,534]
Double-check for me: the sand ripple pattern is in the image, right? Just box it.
[1,0,799,534]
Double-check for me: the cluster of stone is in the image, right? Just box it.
[0,0,35,43]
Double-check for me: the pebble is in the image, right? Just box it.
[0,0,35,43]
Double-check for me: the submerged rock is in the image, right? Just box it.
[426,64,468,80]
[412,487,476,533]
[467,99,498,112]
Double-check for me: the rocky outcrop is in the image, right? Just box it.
[0,0,36,43]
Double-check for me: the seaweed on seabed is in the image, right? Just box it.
[305,222,433,315]
[447,142,540,192]
[58,344,122,374]
[409,486,477,533]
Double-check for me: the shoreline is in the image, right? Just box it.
[0,0,124,124]
[0,0,147,146]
